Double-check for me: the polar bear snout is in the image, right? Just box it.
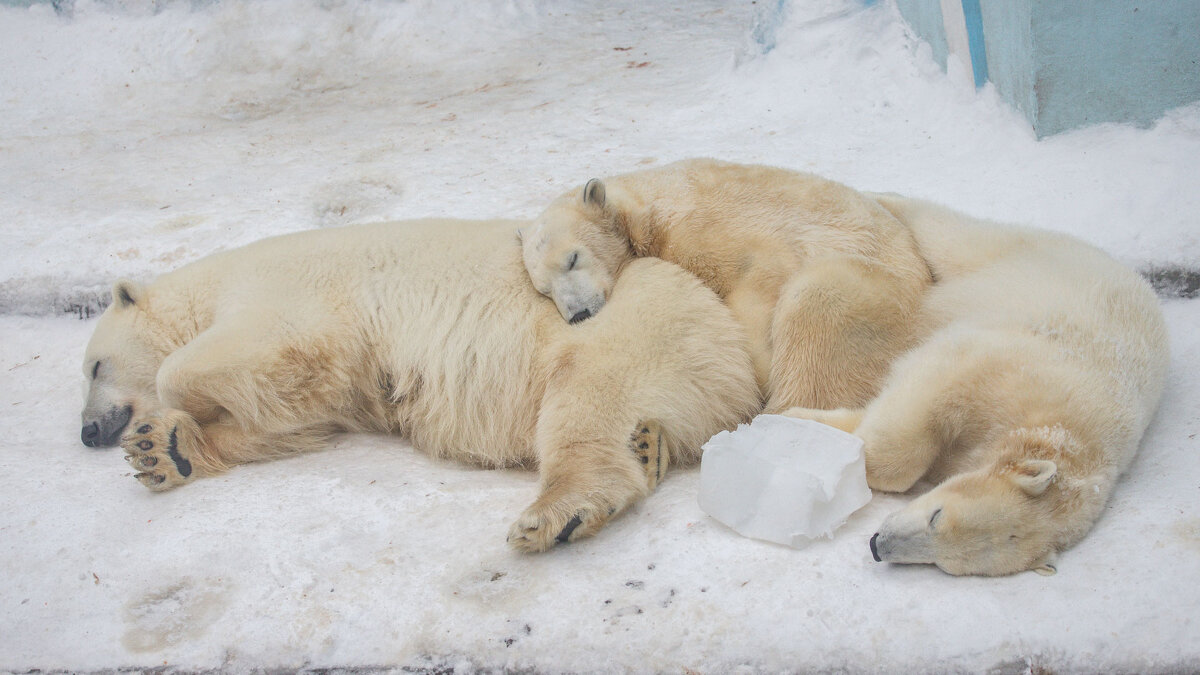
[81,422,101,446]
[867,530,911,564]
[80,404,132,448]
[550,272,608,325]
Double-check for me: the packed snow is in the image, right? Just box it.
[2,0,1198,672]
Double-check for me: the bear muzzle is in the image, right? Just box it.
[81,405,133,448]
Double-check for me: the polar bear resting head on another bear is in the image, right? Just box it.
[520,158,933,413]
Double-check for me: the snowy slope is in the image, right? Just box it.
[1,0,1198,672]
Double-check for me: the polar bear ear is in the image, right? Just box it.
[1009,459,1058,496]
[112,279,144,309]
[582,178,606,208]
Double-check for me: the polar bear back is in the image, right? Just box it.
[873,194,1169,463]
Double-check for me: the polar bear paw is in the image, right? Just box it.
[630,420,668,490]
[507,493,615,554]
[121,410,199,491]
[507,420,669,552]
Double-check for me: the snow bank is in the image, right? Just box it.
[3,0,1199,315]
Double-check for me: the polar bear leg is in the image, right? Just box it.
[127,312,347,488]
[832,330,1006,493]
[507,418,666,553]
[783,401,940,493]
[723,284,779,394]
[779,406,865,434]
[121,409,335,490]
[765,256,920,412]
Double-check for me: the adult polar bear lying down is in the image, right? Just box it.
[790,195,1169,576]
[79,219,760,552]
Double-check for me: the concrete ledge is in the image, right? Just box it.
[1142,265,1200,300]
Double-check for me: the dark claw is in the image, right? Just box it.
[556,514,584,543]
[869,533,882,562]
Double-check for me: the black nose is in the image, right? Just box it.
[869,533,882,562]
[569,308,592,324]
[81,422,101,447]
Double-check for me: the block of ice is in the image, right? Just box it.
[698,414,871,547]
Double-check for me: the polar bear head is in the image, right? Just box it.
[519,179,632,323]
[80,280,168,447]
[869,458,1061,576]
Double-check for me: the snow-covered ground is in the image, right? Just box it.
[1,0,1198,672]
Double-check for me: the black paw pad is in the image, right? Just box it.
[137,424,152,434]
[555,514,584,544]
[137,440,153,451]
[165,427,192,478]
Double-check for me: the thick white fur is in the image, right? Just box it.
[520,158,933,411]
[81,219,760,552]
[787,195,1169,576]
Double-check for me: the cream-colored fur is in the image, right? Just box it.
[787,195,1169,576]
[519,158,933,411]
[80,219,760,552]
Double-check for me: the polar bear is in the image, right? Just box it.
[786,195,1169,576]
[518,159,933,411]
[80,218,760,552]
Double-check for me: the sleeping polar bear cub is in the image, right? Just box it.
[80,219,760,552]
[519,158,933,412]
[788,195,1169,576]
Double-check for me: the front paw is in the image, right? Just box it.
[506,488,616,553]
[121,412,197,491]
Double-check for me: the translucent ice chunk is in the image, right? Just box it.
[698,414,871,547]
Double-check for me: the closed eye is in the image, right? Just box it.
[566,251,579,271]
[91,361,100,379]
[928,508,943,528]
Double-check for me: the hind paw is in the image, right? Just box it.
[630,420,668,490]
[121,411,198,491]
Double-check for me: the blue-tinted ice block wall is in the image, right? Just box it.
[893,0,1200,138]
